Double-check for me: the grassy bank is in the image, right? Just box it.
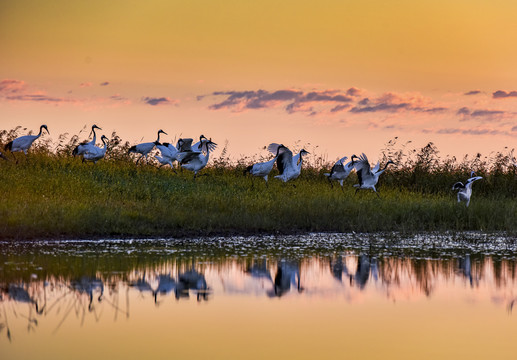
[1,151,517,240]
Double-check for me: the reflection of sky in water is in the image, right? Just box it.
[1,234,517,359]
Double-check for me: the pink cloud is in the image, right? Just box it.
[0,78,132,107]
[0,79,27,94]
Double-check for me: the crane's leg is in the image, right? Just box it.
[327,177,334,188]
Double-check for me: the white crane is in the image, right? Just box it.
[83,135,108,164]
[267,143,309,183]
[324,156,355,190]
[245,144,285,186]
[452,172,482,207]
[155,142,179,169]
[351,153,394,197]
[128,129,167,164]
[4,124,50,157]
[176,138,217,179]
[72,124,102,156]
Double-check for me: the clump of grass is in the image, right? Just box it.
[0,130,516,239]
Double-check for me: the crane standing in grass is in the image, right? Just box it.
[352,153,395,197]
[245,144,286,187]
[128,129,167,165]
[72,124,102,157]
[155,142,179,169]
[267,143,309,184]
[83,135,109,164]
[452,172,483,207]
[176,138,217,179]
[4,124,50,159]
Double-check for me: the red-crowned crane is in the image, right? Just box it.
[128,129,167,164]
[352,153,395,197]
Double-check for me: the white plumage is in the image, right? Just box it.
[452,173,482,207]
[83,135,109,164]
[352,153,394,197]
[177,138,217,179]
[128,129,167,164]
[4,124,50,156]
[154,142,179,169]
[324,156,355,190]
[72,124,102,156]
[245,144,285,185]
[267,143,309,183]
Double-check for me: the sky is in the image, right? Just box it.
[2,0,517,163]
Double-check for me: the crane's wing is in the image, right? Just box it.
[466,176,482,185]
[336,156,348,166]
[354,153,372,175]
[177,151,201,164]
[276,147,293,175]
[372,161,380,173]
[452,181,465,190]
[267,143,281,155]
[330,162,345,176]
[167,144,179,157]
[177,138,193,151]
[199,139,217,153]
[343,160,355,171]
[156,144,172,157]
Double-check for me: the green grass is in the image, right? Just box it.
[1,152,516,240]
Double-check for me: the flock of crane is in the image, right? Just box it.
[1,124,482,206]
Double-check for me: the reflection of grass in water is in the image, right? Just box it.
[0,130,517,238]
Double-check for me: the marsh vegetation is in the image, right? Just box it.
[1,128,517,239]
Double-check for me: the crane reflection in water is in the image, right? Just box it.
[1,245,517,343]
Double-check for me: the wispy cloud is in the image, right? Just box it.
[349,93,447,114]
[456,106,509,121]
[206,88,358,114]
[80,82,92,88]
[0,78,130,107]
[110,94,128,101]
[1,79,73,104]
[6,94,73,103]
[0,79,27,94]
[493,90,517,99]
[431,127,509,136]
[141,96,177,106]
[464,90,481,96]
[100,81,110,86]
[205,88,448,117]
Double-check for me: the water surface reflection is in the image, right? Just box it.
[1,234,517,359]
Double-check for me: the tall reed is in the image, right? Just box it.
[0,129,516,239]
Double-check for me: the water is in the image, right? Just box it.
[1,233,517,359]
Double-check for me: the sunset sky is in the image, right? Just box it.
[2,0,517,162]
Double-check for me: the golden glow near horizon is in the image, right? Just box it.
[2,0,517,161]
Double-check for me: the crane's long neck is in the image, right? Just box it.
[91,127,97,143]
[100,138,108,151]
[377,161,393,174]
[156,131,162,143]
[36,126,44,138]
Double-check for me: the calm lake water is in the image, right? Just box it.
[1,233,517,360]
